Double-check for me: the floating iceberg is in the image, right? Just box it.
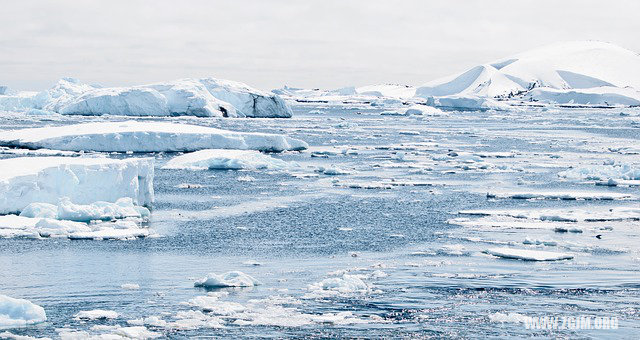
[0,121,308,153]
[0,295,47,328]
[484,247,573,261]
[163,149,297,171]
[0,77,292,118]
[194,271,262,288]
[0,157,153,215]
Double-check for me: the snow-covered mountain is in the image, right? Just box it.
[416,41,640,108]
[0,77,293,118]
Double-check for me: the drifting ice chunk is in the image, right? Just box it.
[0,295,47,328]
[74,310,119,320]
[194,271,262,288]
[306,274,370,297]
[0,157,154,215]
[484,247,573,261]
[0,121,308,153]
[163,149,297,171]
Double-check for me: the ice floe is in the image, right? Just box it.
[74,310,119,320]
[0,121,308,153]
[163,149,297,171]
[0,157,153,215]
[484,247,573,261]
[486,190,634,201]
[193,271,262,288]
[0,295,47,329]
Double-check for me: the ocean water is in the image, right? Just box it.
[1,106,639,338]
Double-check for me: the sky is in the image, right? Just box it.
[1,0,639,91]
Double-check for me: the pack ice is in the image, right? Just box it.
[0,295,47,328]
[0,157,153,215]
[0,77,292,118]
[0,120,308,153]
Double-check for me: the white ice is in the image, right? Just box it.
[0,157,153,215]
[484,247,574,261]
[0,295,47,329]
[193,271,262,288]
[0,121,308,153]
[163,149,297,171]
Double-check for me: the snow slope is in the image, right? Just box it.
[0,77,292,118]
[0,156,154,215]
[0,295,47,328]
[416,41,640,108]
[0,121,308,153]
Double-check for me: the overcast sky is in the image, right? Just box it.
[2,0,639,91]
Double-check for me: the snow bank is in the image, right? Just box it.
[194,271,262,288]
[163,149,297,171]
[0,157,154,215]
[0,77,292,118]
[0,295,46,328]
[484,247,573,261]
[0,121,308,153]
[415,41,640,109]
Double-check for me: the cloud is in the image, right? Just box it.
[1,0,638,91]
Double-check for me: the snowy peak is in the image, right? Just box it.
[416,41,640,108]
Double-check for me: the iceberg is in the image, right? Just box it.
[0,295,47,328]
[193,271,262,288]
[0,120,308,153]
[163,149,297,171]
[0,77,292,118]
[0,157,154,215]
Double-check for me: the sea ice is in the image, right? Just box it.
[0,157,154,215]
[0,121,308,153]
[193,271,262,288]
[0,295,47,328]
[74,310,119,320]
[484,247,574,261]
[162,149,297,171]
